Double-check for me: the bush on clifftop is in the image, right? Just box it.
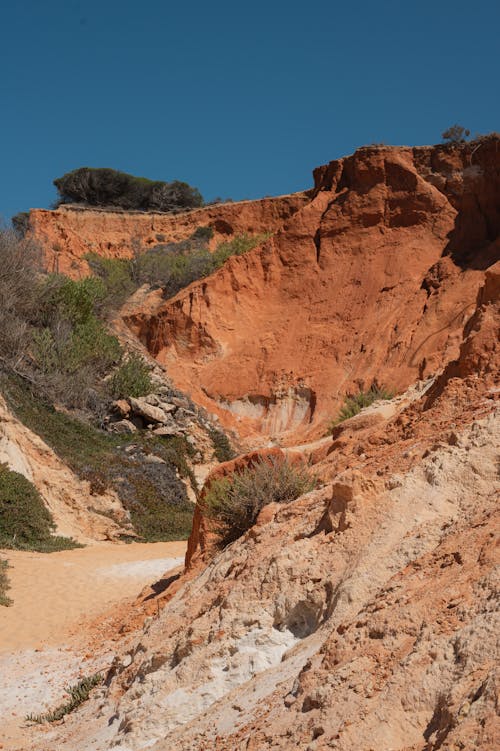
[53,168,204,212]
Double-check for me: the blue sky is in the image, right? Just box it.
[1,0,498,220]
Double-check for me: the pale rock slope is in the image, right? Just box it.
[32,260,499,750]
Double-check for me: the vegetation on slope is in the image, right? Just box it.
[207,426,236,463]
[0,559,12,607]
[1,376,195,542]
[0,463,80,552]
[329,385,394,431]
[26,673,103,724]
[204,457,316,549]
[0,227,238,544]
[53,167,203,212]
[0,228,125,410]
[87,229,271,303]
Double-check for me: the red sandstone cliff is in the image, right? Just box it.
[27,193,309,277]
[123,138,500,442]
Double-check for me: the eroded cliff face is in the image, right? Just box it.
[27,193,309,277]
[0,396,132,543]
[124,138,500,443]
[32,263,499,751]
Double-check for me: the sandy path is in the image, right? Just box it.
[0,541,185,652]
[0,541,186,750]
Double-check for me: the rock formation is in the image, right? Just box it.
[11,139,499,751]
[124,137,499,443]
[31,261,499,751]
[27,193,309,278]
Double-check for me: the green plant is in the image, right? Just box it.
[85,253,136,309]
[212,232,271,267]
[83,231,270,311]
[330,385,394,429]
[109,352,153,399]
[25,673,103,724]
[53,167,203,212]
[1,376,195,542]
[204,457,316,549]
[191,225,214,244]
[208,426,236,463]
[0,463,81,552]
[0,228,42,368]
[0,559,12,607]
[38,274,107,325]
[28,274,122,406]
[442,125,470,144]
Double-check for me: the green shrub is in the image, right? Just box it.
[0,231,121,409]
[85,230,271,309]
[38,274,107,326]
[204,457,316,549]
[109,353,153,399]
[26,673,103,724]
[53,167,203,212]
[0,463,81,552]
[29,274,122,406]
[0,229,42,369]
[208,426,236,463]
[0,559,12,607]
[212,232,271,267]
[85,253,136,308]
[330,385,394,429]
[441,125,470,144]
[1,377,195,543]
[191,225,214,244]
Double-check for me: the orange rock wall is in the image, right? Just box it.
[28,193,309,277]
[124,140,500,442]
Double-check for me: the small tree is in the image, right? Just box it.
[442,125,470,144]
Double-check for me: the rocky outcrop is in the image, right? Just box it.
[35,269,499,749]
[0,396,132,543]
[27,193,309,277]
[124,138,500,443]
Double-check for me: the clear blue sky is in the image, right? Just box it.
[1,0,498,220]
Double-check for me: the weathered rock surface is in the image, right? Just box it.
[32,264,499,751]
[124,138,499,442]
[0,396,132,542]
[27,193,309,277]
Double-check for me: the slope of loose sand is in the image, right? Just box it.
[0,541,186,750]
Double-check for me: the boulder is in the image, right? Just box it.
[112,399,131,418]
[107,419,137,434]
[128,396,169,424]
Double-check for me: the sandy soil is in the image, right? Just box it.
[0,541,186,750]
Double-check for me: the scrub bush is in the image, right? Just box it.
[204,457,316,549]
[109,353,153,399]
[330,385,394,429]
[54,167,203,212]
[0,463,80,552]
